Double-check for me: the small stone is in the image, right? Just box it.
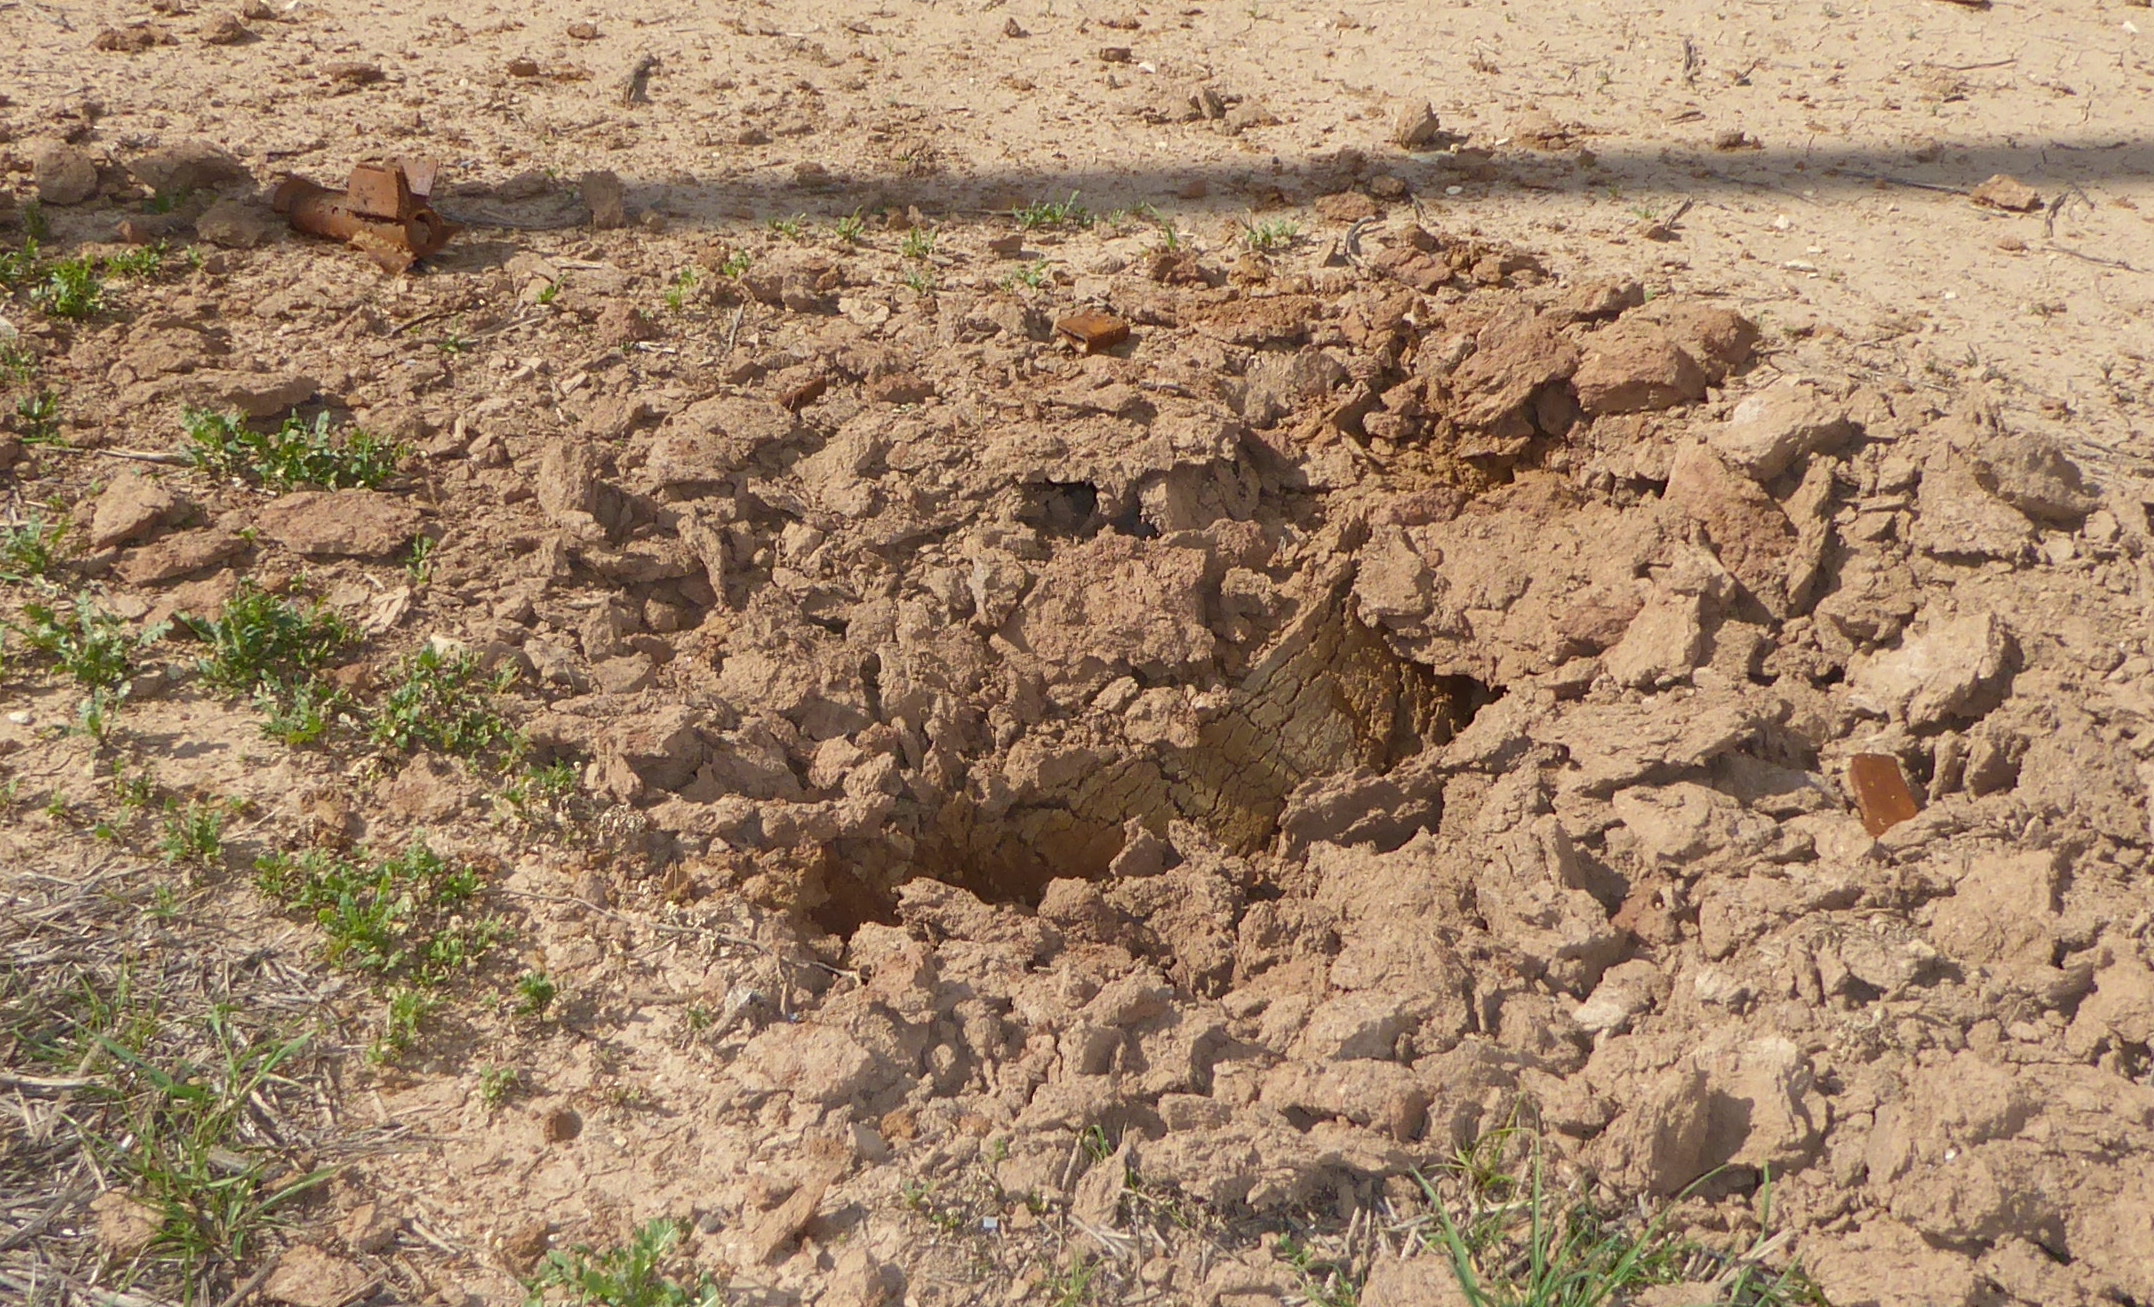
[195,198,279,249]
[255,490,423,559]
[118,527,244,584]
[506,56,542,77]
[199,12,250,43]
[89,471,181,548]
[579,169,628,229]
[91,23,178,52]
[130,140,251,194]
[743,1160,841,1264]
[324,61,384,86]
[541,1106,582,1142]
[91,1191,163,1260]
[1970,174,2041,212]
[1099,46,1133,62]
[1573,321,1708,415]
[1002,17,1028,37]
[1392,101,1443,150]
[566,20,601,39]
[339,1201,402,1255]
[262,1245,372,1307]
[1709,379,1856,482]
[34,144,100,206]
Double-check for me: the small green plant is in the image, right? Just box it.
[9,594,162,690]
[524,1218,726,1307]
[186,583,354,693]
[1155,222,1185,252]
[662,267,699,313]
[513,971,558,1018]
[182,409,402,492]
[479,1064,521,1109]
[537,279,562,305]
[1241,217,1300,251]
[22,203,51,243]
[902,266,936,294]
[407,533,439,587]
[1002,261,1050,291]
[0,513,67,583]
[372,985,441,1064]
[766,213,807,241]
[1043,1257,1100,1307]
[159,798,229,869]
[1410,1140,1827,1307]
[0,236,40,289]
[438,333,470,355]
[104,243,169,279]
[0,338,37,383]
[15,389,63,445]
[716,249,752,278]
[900,226,935,260]
[147,188,193,215]
[34,255,108,318]
[1276,1234,1357,1307]
[832,210,867,244]
[256,840,504,994]
[1014,192,1090,231]
[368,645,520,760]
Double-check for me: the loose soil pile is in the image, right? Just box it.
[5,2,2154,1307]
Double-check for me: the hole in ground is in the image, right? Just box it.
[805,576,1496,937]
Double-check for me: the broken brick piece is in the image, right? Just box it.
[1055,310,1130,353]
[1848,753,1920,837]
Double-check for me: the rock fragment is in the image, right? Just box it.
[1392,101,1444,149]
[1572,320,1707,415]
[34,144,100,206]
[1846,610,2013,728]
[89,472,182,549]
[1710,380,1855,482]
[580,169,629,228]
[1970,174,2041,211]
[255,490,423,558]
[130,139,252,194]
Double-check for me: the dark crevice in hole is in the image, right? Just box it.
[1020,480,1101,537]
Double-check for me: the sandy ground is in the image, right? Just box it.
[4,0,2154,1305]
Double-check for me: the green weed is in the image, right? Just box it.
[715,249,752,278]
[186,582,354,697]
[104,243,169,279]
[1241,217,1300,251]
[0,513,68,583]
[902,266,936,294]
[1014,192,1091,231]
[832,210,867,244]
[479,1064,522,1109]
[900,226,935,260]
[368,645,519,760]
[23,203,51,243]
[9,593,163,690]
[147,188,193,215]
[15,388,63,445]
[513,971,558,1018]
[1411,1140,1827,1307]
[256,840,502,987]
[158,798,230,869]
[1276,1234,1357,1307]
[181,408,402,492]
[767,213,808,241]
[538,279,562,305]
[371,985,441,1064]
[524,1217,725,1307]
[0,236,40,289]
[34,255,108,318]
[0,338,37,383]
[1043,1257,1100,1307]
[1002,262,1050,291]
[663,267,699,313]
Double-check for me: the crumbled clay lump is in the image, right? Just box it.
[8,187,2154,1307]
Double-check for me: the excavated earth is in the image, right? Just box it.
[5,2,2154,1307]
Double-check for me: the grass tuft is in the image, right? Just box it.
[1013,193,1092,231]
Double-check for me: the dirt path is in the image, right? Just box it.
[3,2,2153,1306]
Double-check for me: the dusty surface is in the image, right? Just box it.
[5,0,2154,1305]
